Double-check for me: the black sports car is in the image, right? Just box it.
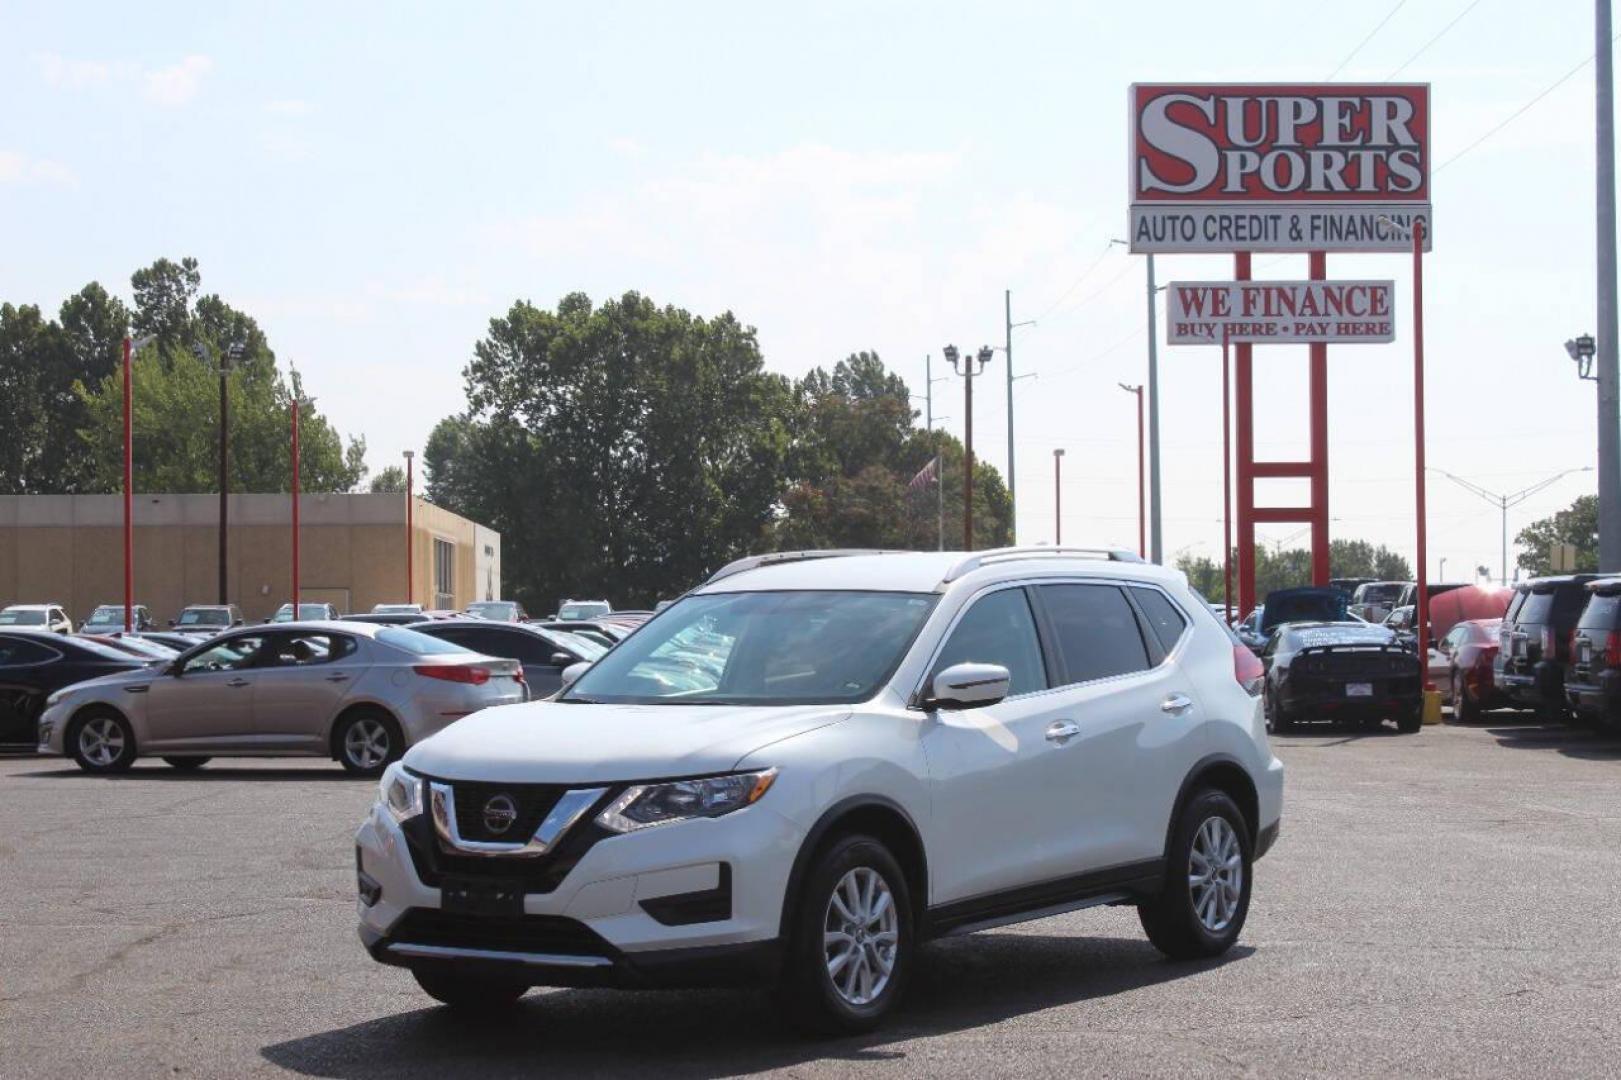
[0,632,146,745]
[1260,621,1423,734]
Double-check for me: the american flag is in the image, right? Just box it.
[907,455,939,492]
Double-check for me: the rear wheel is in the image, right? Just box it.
[411,969,527,1010]
[69,709,137,774]
[1264,691,1294,734]
[1139,789,1252,960]
[1453,673,1483,724]
[161,756,211,770]
[334,709,402,777]
[1396,704,1422,734]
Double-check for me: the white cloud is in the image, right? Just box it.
[265,98,315,117]
[142,54,213,106]
[0,151,78,188]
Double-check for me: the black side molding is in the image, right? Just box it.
[924,859,1164,939]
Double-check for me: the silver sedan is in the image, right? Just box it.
[36,621,526,776]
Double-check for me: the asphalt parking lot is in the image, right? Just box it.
[2,717,1618,1079]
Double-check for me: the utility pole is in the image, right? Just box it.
[404,450,415,604]
[1598,0,1621,571]
[924,355,950,551]
[201,342,242,605]
[945,345,993,550]
[1433,466,1593,584]
[1053,449,1065,544]
[1003,291,1035,544]
[1119,383,1145,558]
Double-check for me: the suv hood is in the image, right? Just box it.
[404,701,852,784]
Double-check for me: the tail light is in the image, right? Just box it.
[512,668,526,685]
[1233,644,1265,696]
[1607,631,1621,669]
[413,664,491,685]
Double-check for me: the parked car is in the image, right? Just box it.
[1564,578,1621,729]
[1235,586,1352,655]
[1348,581,1410,624]
[355,547,1283,1032]
[372,603,424,615]
[1392,582,1470,611]
[1494,575,1600,718]
[133,631,205,653]
[270,602,341,623]
[1428,584,1514,645]
[0,604,73,634]
[171,604,245,636]
[529,619,632,647]
[411,619,607,698]
[0,632,145,745]
[1328,577,1374,596]
[37,622,526,776]
[81,604,154,633]
[465,600,528,622]
[1437,619,1506,723]
[556,598,611,621]
[1259,621,1422,733]
[341,613,429,627]
[77,633,181,663]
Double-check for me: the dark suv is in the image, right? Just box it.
[1494,575,1599,717]
[1565,578,1621,729]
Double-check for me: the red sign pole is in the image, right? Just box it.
[1234,253,1256,619]
[1221,328,1232,621]
[122,337,134,634]
[1412,220,1431,688]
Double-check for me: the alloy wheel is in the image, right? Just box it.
[344,718,391,769]
[823,866,899,1006]
[1188,815,1243,933]
[78,717,126,767]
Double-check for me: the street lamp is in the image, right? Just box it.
[1431,466,1594,584]
[403,449,415,604]
[197,340,246,603]
[1053,449,1065,544]
[944,345,994,550]
[1110,237,1164,563]
[121,334,157,632]
[1566,333,1598,381]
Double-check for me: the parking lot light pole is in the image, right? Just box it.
[204,341,245,605]
[121,334,156,633]
[404,450,415,605]
[945,345,993,550]
[1432,466,1594,584]
[1053,449,1065,544]
[1413,219,1432,690]
[1119,383,1145,558]
[291,369,300,613]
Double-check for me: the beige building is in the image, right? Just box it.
[0,494,501,624]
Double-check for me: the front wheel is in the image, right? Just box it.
[1139,789,1252,960]
[777,834,913,1035]
[69,709,137,774]
[411,969,527,1010]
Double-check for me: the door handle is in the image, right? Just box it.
[324,673,351,683]
[1161,693,1194,716]
[226,678,250,688]
[1045,719,1081,744]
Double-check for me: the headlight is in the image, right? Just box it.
[596,768,777,833]
[45,689,70,709]
[379,761,424,823]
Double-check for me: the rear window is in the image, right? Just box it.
[1580,594,1621,629]
[1523,585,1589,626]
[1359,584,1406,604]
[375,627,477,656]
[1504,590,1528,624]
[1130,587,1189,653]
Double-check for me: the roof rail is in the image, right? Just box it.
[941,545,1145,583]
[703,549,907,586]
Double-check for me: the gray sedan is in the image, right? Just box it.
[36,622,526,776]
[410,619,608,698]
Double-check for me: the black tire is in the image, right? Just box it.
[1139,789,1252,960]
[334,709,403,777]
[162,756,211,770]
[411,968,527,1010]
[67,708,137,774]
[777,834,914,1036]
[1265,691,1294,734]
[1454,674,1482,724]
[1396,703,1422,734]
[1358,715,1383,733]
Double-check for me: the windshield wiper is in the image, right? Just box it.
[559,695,600,704]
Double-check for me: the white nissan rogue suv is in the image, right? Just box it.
[355,547,1284,1032]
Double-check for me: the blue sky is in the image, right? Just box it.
[1,1,1606,579]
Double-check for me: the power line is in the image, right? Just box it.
[1326,0,1409,80]
[1386,0,1485,80]
[1032,240,1118,322]
[1039,259,1140,324]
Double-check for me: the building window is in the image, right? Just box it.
[434,538,455,609]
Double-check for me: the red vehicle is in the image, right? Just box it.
[1439,618,1506,722]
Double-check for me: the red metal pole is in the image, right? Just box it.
[1235,253,1256,618]
[1413,221,1431,689]
[122,337,133,634]
[1135,387,1146,558]
[1222,330,1232,622]
[1309,251,1331,586]
[291,393,300,612]
[405,453,414,604]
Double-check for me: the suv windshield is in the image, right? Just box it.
[558,602,609,621]
[178,608,229,626]
[467,601,518,620]
[0,609,46,625]
[85,606,126,625]
[564,590,937,705]
[1358,583,1406,605]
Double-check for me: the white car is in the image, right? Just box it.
[355,548,1284,1032]
[0,604,73,634]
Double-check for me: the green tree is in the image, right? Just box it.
[1175,554,1224,601]
[1516,495,1599,576]
[369,465,407,493]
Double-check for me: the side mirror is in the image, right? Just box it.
[167,619,176,628]
[550,652,574,668]
[926,662,1011,710]
[560,661,589,687]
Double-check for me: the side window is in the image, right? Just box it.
[1038,584,1152,685]
[0,636,56,666]
[931,588,1048,697]
[262,633,351,667]
[497,631,555,665]
[1130,587,1188,655]
[182,635,266,674]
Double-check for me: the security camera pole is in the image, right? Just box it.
[945,345,994,550]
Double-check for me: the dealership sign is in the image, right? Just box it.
[1129,84,1431,254]
[1166,279,1395,344]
